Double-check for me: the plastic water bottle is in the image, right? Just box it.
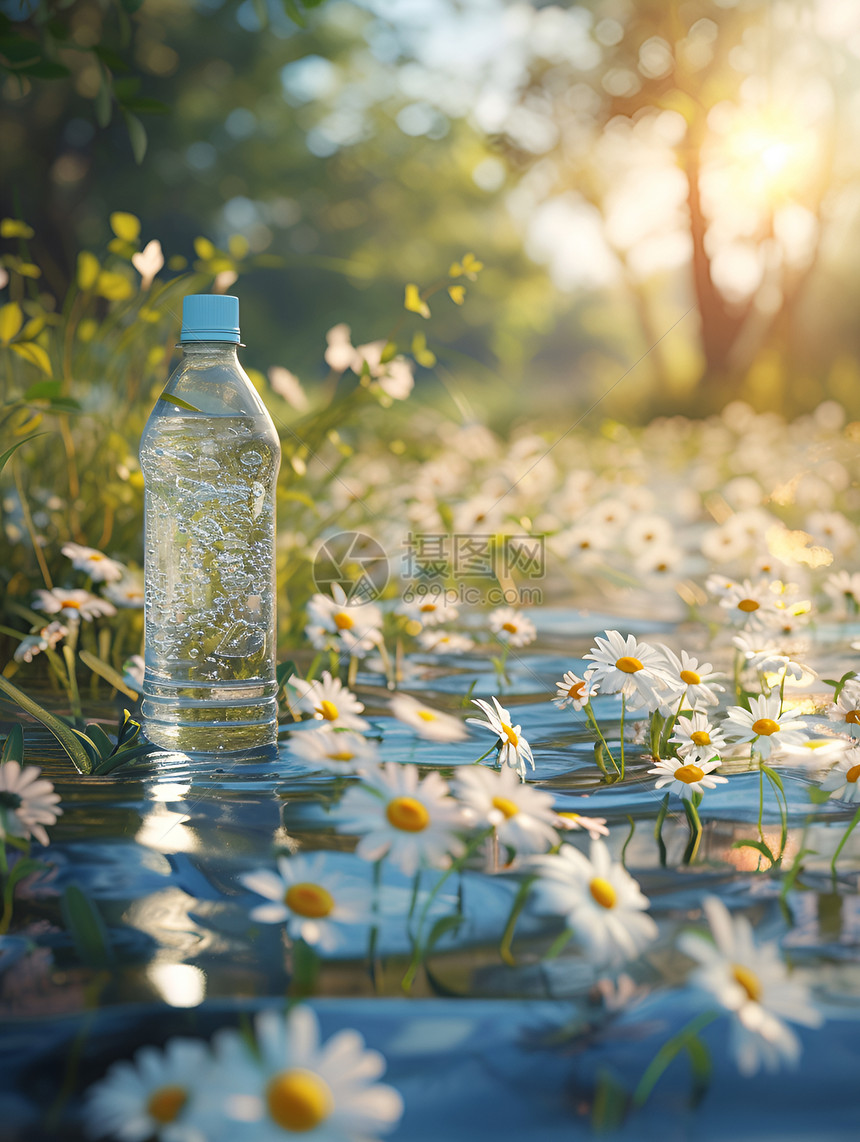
[139,294,281,753]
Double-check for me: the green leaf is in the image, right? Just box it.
[119,0,147,12]
[1,858,47,935]
[809,785,831,805]
[123,111,147,164]
[78,648,139,700]
[95,68,112,128]
[11,340,52,375]
[1,724,23,765]
[24,379,62,402]
[157,392,201,412]
[116,709,141,750]
[591,1069,628,1132]
[425,911,464,955]
[0,37,40,65]
[61,883,114,969]
[92,741,157,775]
[0,677,94,774]
[732,838,775,867]
[14,59,69,79]
[92,45,130,74]
[282,0,308,26]
[84,723,115,760]
[379,341,398,364]
[276,660,298,691]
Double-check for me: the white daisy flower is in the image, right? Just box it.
[417,630,475,654]
[678,896,822,1076]
[553,811,610,840]
[324,323,356,372]
[582,630,671,708]
[528,839,658,966]
[723,694,808,760]
[823,570,860,615]
[288,672,369,731]
[824,682,860,731]
[388,694,468,742]
[332,763,465,876]
[33,588,117,621]
[719,579,777,625]
[13,620,68,663]
[705,573,740,600]
[397,593,459,628]
[103,574,145,609]
[305,586,383,659]
[655,647,725,713]
[818,747,860,803]
[84,1036,213,1142]
[732,634,812,681]
[670,712,728,764]
[453,766,559,855]
[288,727,379,775]
[123,654,145,693]
[466,697,535,779]
[624,514,674,553]
[211,1006,403,1141]
[648,755,728,801]
[553,671,598,712]
[0,761,62,846]
[488,607,536,648]
[239,854,371,951]
[61,542,126,583]
[131,238,164,291]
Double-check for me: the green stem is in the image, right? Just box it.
[682,797,703,864]
[620,694,626,780]
[632,1011,720,1108]
[831,805,860,880]
[584,702,620,775]
[498,876,535,966]
[472,744,497,765]
[620,815,636,869]
[655,792,670,868]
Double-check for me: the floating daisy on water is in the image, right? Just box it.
[33,588,116,621]
[212,1006,403,1142]
[553,671,597,712]
[239,854,371,951]
[417,630,475,655]
[333,763,465,876]
[0,760,62,846]
[466,697,535,779]
[288,727,379,775]
[453,765,559,855]
[648,755,728,802]
[723,694,808,760]
[553,811,610,840]
[678,895,822,1076]
[655,647,724,713]
[288,672,369,731]
[528,839,657,966]
[488,607,536,648]
[817,747,860,803]
[582,630,670,709]
[719,579,777,625]
[389,694,468,742]
[670,712,728,764]
[397,593,459,628]
[84,1036,212,1142]
[61,542,126,583]
[824,682,860,732]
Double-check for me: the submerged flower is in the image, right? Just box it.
[389,694,468,742]
[239,854,371,951]
[818,747,860,803]
[489,607,536,648]
[670,712,728,764]
[0,761,62,846]
[553,671,597,712]
[61,543,126,583]
[648,755,728,801]
[84,1036,213,1142]
[582,630,671,708]
[678,896,822,1076]
[723,694,808,760]
[288,727,379,775]
[453,765,559,855]
[528,839,657,966]
[466,697,535,779]
[33,588,116,621]
[332,763,465,876]
[288,672,368,731]
[212,1006,403,1141]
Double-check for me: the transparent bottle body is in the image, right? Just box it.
[139,343,281,753]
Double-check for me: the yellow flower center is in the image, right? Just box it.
[752,718,780,736]
[62,600,81,609]
[567,682,585,700]
[732,964,762,1003]
[420,603,437,613]
[846,764,860,784]
[502,621,518,633]
[316,700,339,721]
[690,730,711,746]
[846,710,860,725]
[327,751,355,762]
[500,723,519,747]
[615,656,643,673]
[88,553,105,561]
[680,669,701,685]
[737,598,760,612]
[491,796,520,819]
[284,882,334,919]
[386,796,430,832]
[589,877,617,909]
[333,611,354,631]
[417,710,437,722]
[267,1069,333,1132]
[674,763,705,784]
[147,1086,187,1124]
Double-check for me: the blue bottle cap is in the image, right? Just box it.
[180,294,241,344]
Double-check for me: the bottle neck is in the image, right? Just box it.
[181,341,240,363]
